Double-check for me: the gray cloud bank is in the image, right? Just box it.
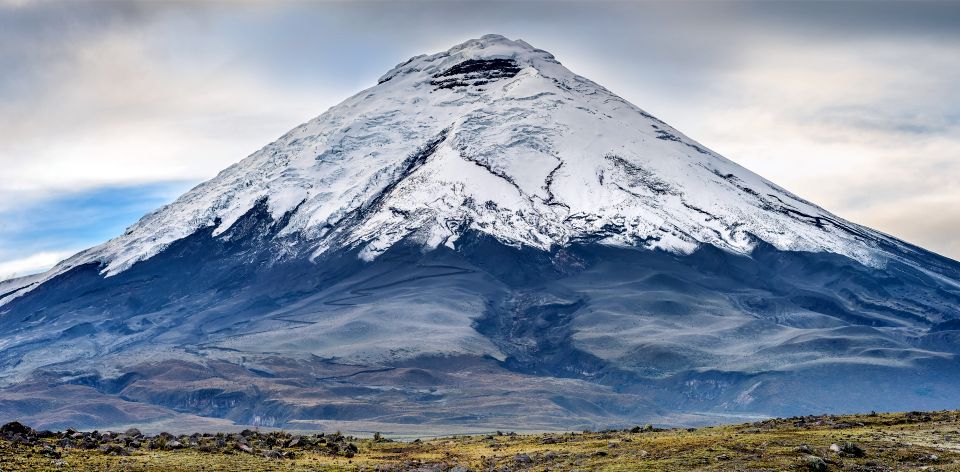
[1,0,959,261]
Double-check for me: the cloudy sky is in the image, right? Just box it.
[1,0,959,278]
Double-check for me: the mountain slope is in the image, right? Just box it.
[0,35,958,432]
[5,35,944,285]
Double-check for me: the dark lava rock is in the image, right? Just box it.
[10,433,34,446]
[166,440,184,450]
[1,421,33,437]
[263,449,283,459]
[803,455,828,472]
[99,444,129,456]
[839,442,866,458]
[40,444,61,459]
[514,453,533,464]
[431,58,522,89]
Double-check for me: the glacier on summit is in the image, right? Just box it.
[0,35,958,432]
[2,35,906,286]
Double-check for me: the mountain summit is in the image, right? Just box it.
[1,35,958,432]
[11,34,918,279]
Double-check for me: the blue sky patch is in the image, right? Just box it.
[0,181,196,278]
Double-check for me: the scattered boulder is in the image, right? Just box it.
[40,444,61,459]
[838,442,865,458]
[803,455,828,472]
[10,433,34,446]
[235,442,254,454]
[99,444,129,456]
[1,421,33,437]
[263,449,283,459]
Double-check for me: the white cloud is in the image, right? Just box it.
[632,38,960,259]
[0,26,348,211]
[0,250,76,281]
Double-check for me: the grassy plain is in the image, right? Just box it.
[1,410,958,471]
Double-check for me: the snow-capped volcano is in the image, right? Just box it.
[10,35,891,283]
[0,35,958,432]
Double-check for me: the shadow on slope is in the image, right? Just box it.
[0,201,958,430]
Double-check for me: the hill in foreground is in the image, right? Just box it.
[1,410,958,471]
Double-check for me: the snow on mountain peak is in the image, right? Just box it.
[6,35,896,298]
[378,34,554,84]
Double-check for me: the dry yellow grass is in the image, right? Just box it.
[2,410,959,471]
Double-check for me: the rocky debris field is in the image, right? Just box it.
[1,410,959,471]
[0,421,360,460]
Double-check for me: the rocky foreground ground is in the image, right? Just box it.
[0,410,958,471]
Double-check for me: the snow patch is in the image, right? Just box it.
[5,34,909,304]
